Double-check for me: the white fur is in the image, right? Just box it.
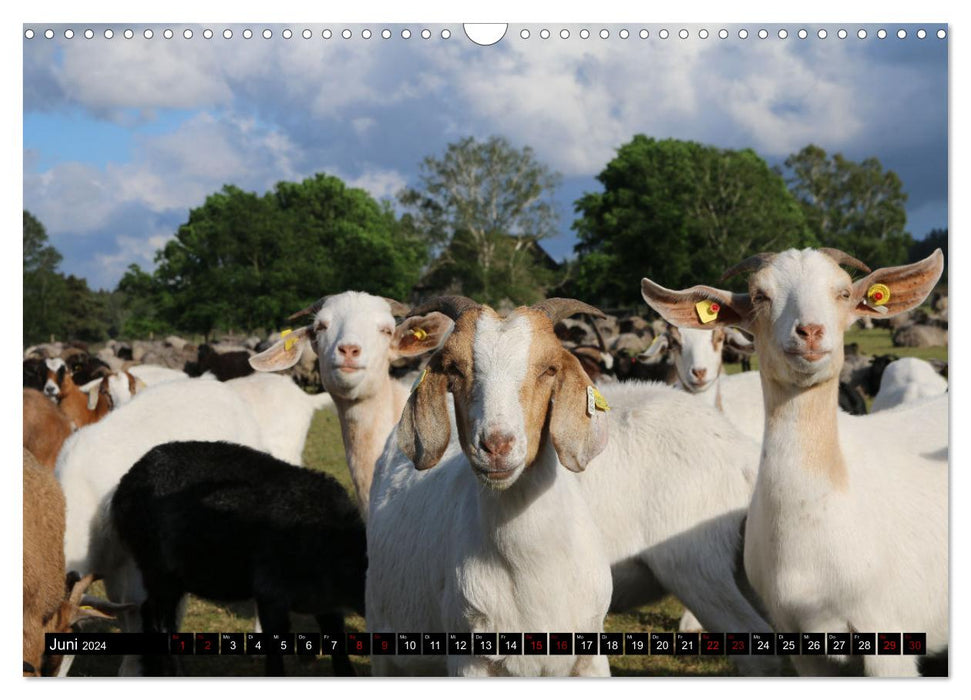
[734,249,947,676]
[583,381,778,676]
[366,311,612,677]
[224,373,335,466]
[126,364,190,387]
[871,357,948,412]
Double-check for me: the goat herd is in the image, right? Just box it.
[22,247,948,678]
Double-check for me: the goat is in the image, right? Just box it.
[23,449,120,676]
[24,357,48,391]
[641,247,946,676]
[111,441,366,676]
[639,324,754,410]
[366,297,613,676]
[55,379,268,675]
[871,357,948,412]
[46,365,114,429]
[23,388,74,470]
[252,293,780,675]
[250,292,447,517]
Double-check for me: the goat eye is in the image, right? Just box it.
[380,327,393,336]
[543,365,558,378]
[839,289,852,300]
[752,290,769,303]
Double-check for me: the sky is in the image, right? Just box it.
[22,20,948,291]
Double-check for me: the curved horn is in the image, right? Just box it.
[818,248,872,274]
[720,253,777,281]
[287,296,330,321]
[381,297,412,318]
[408,295,481,321]
[531,298,606,324]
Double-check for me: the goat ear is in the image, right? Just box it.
[397,366,451,470]
[86,387,99,411]
[548,352,609,472]
[391,313,454,360]
[852,249,944,319]
[641,278,753,331]
[249,326,312,372]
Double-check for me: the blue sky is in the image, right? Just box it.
[23,22,948,291]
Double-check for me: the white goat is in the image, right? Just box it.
[55,378,310,675]
[640,325,753,409]
[250,291,447,517]
[642,247,947,677]
[254,294,781,676]
[871,357,947,412]
[367,297,613,677]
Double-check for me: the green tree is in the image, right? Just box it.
[572,136,813,306]
[23,210,68,344]
[782,145,912,269]
[399,136,562,306]
[144,175,428,338]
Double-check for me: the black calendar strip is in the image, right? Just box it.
[44,631,927,656]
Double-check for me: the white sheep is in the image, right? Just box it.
[641,247,947,677]
[871,356,947,412]
[367,297,613,676]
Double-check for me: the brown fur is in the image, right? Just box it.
[398,305,607,474]
[55,373,112,429]
[23,389,73,470]
[23,449,67,676]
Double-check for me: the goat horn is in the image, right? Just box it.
[381,297,412,318]
[818,248,872,274]
[287,296,330,321]
[531,298,607,324]
[408,295,481,320]
[720,253,777,281]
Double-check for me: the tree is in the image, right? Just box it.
[571,136,814,307]
[399,136,562,306]
[782,145,912,269]
[23,211,68,344]
[141,175,428,338]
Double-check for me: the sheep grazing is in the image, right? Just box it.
[23,388,74,470]
[871,357,948,412]
[642,247,947,676]
[111,441,366,676]
[367,297,613,677]
[23,449,119,676]
[250,292,448,517]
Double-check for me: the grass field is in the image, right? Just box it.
[66,325,944,677]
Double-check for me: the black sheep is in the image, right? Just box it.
[185,344,254,381]
[111,441,366,676]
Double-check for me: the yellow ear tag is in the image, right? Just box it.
[411,368,428,392]
[866,284,891,308]
[586,386,610,416]
[281,328,296,352]
[695,299,721,324]
[412,327,428,341]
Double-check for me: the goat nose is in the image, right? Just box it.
[691,368,707,381]
[337,343,361,359]
[796,324,825,344]
[480,431,515,457]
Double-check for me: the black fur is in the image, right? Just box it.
[23,359,47,391]
[111,441,366,676]
[185,344,254,381]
